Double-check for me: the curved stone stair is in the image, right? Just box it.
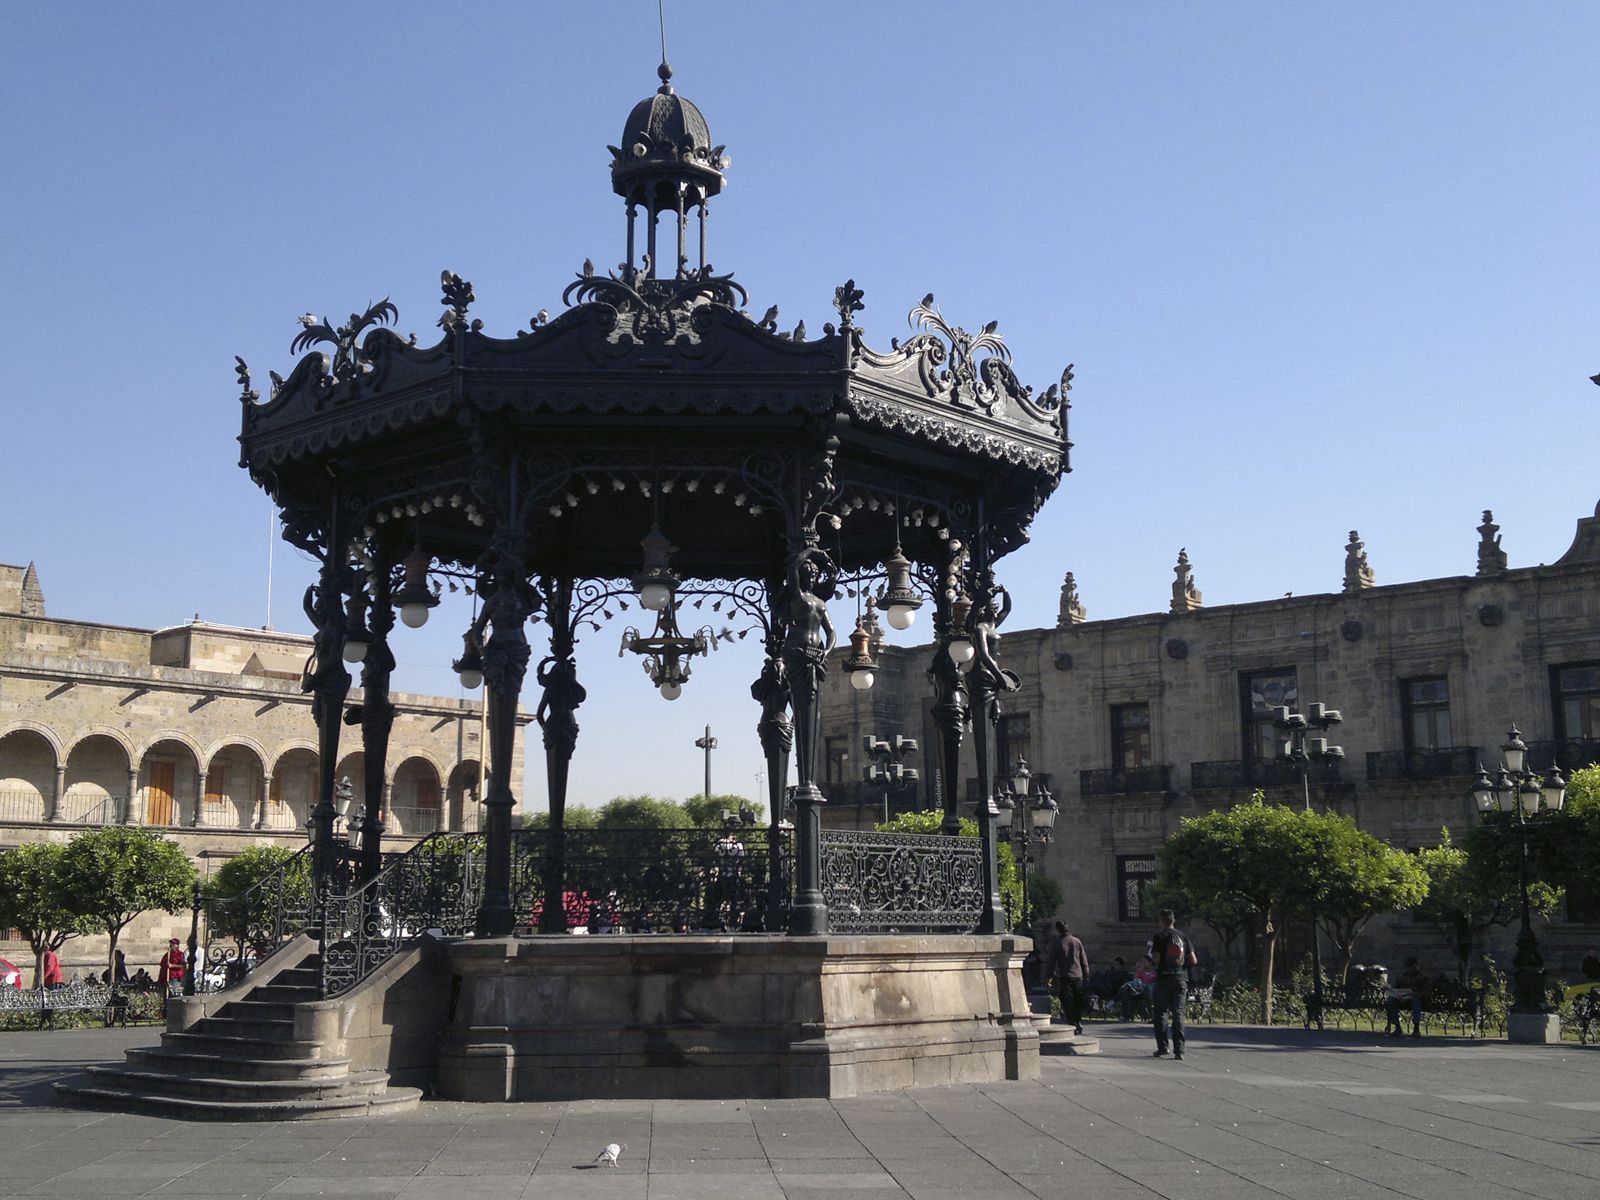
[55,949,421,1121]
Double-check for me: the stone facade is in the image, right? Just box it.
[0,561,531,976]
[819,504,1600,975]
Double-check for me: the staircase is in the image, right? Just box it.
[55,948,422,1120]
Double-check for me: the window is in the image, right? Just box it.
[1402,677,1452,752]
[823,736,849,787]
[1117,855,1159,922]
[1111,703,1152,770]
[998,713,1032,774]
[205,765,226,805]
[1553,663,1600,742]
[1240,668,1297,761]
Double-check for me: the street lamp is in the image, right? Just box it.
[863,734,919,825]
[1471,724,1566,1041]
[1275,702,1344,1018]
[995,758,1058,933]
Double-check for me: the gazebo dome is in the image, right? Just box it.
[610,63,725,209]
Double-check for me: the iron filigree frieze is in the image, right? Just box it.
[819,828,984,934]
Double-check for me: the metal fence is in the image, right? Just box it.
[53,793,122,825]
[819,828,983,933]
[0,789,49,823]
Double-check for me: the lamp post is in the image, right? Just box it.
[862,734,919,826]
[1274,702,1344,1017]
[994,758,1059,934]
[1471,725,1566,1042]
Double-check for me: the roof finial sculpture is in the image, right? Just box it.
[1170,548,1203,614]
[1057,571,1086,627]
[1342,530,1375,593]
[1477,509,1507,576]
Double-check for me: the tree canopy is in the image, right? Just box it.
[1415,827,1561,981]
[0,843,96,985]
[203,845,309,951]
[61,826,197,973]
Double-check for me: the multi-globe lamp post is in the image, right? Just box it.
[994,758,1059,933]
[1471,725,1566,1041]
[1274,701,1344,1017]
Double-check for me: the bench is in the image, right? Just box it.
[1086,976,1214,1023]
[0,980,166,1029]
[1304,975,1485,1037]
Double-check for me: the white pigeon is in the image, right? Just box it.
[594,1142,625,1168]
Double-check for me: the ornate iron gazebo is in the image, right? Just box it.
[237,63,1071,939]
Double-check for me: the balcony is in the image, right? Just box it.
[1079,765,1174,798]
[1366,747,1480,782]
[1525,739,1600,772]
[1190,758,1341,791]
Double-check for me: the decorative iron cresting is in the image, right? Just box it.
[818,828,984,934]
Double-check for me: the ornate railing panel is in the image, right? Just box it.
[1079,765,1174,797]
[199,845,317,992]
[819,829,982,933]
[513,827,792,934]
[1366,747,1479,781]
[320,832,486,997]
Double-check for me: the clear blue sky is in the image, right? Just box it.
[4,4,1597,812]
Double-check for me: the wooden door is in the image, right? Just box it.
[146,762,174,825]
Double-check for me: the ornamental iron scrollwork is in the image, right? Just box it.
[291,298,400,384]
[819,829,984,933]
[561,266,748,345]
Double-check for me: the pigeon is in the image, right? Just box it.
[594,1142,625,1168]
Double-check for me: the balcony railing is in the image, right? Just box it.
[387,805,444,836]
[1190,759,1341,791]
[1079,765,1174,798]
[1525,739,1600,772]
[1366,747,1480,781]
[0,789,49,822]
[54,793,123,824]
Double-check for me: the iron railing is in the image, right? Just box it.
[819,828,983,933]
[1366,747,1480,781]
[54,793,123,825]
[0,789,49,822]
[1190,759,1341,791]
[1525,739,1600,772]
[387,805,445,836]
[198,845,317,990]
[1079,765,1174,798]
[319,833,486,997]
[310,825,993,997]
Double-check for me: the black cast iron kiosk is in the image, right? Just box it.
[237,64,1072,943]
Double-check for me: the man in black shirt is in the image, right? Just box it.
[1149,909,1197,1060]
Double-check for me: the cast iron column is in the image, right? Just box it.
[928,565,968,838]
[536,576,585,934]
[781,546,834,935]
[355,570,395,886]
[752,638,793,929]
[475,549,533,937]
[966,558,1010,936]
[302,538,352,906]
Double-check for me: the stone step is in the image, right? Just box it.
[218,999,300,1024]
[53,1081,421,1122]
[191,1014,296,1042]
[79,1065,391,1104]
[1037,1024,1100,1056]
[125,1047,351,1082]
[162,1030,327,1060]
[248,984,320,1005]
[271,967,321,990]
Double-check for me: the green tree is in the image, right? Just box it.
[1144,878,1252,978]
[1415,828,1561,981]
[61,826,197,974]
[1157,794,1333,1023]
[0,843,96,985]
[682,794,764,828]
[1316,822,1429,980]
[876,810,1022,928]
[1027,874,1064,924]
[522,805,599,830]
[596,794,695,830]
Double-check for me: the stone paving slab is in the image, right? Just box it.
[5,1024,1600,1198]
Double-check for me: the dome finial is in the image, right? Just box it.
[657,60,673,93]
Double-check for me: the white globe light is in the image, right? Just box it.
[342,639,368,664]
[948,638,975,664]
[458,668,483,690]
[886,605,916,631]
[957,654,975,673]
[850,670,875,691]
[400,602,430,629]
[659,680,683,701]
[640,582,672,611]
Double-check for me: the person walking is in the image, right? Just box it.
[1150,909,1197,1060]
[1048,920,1090,1035]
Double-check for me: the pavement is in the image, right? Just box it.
[3,1023,1599,1200]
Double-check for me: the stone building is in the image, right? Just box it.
[0,560,530,975]
[820,503,1600,974]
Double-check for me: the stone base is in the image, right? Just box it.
[435,934,1039,1100]
[1506,1011,1562,1044]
